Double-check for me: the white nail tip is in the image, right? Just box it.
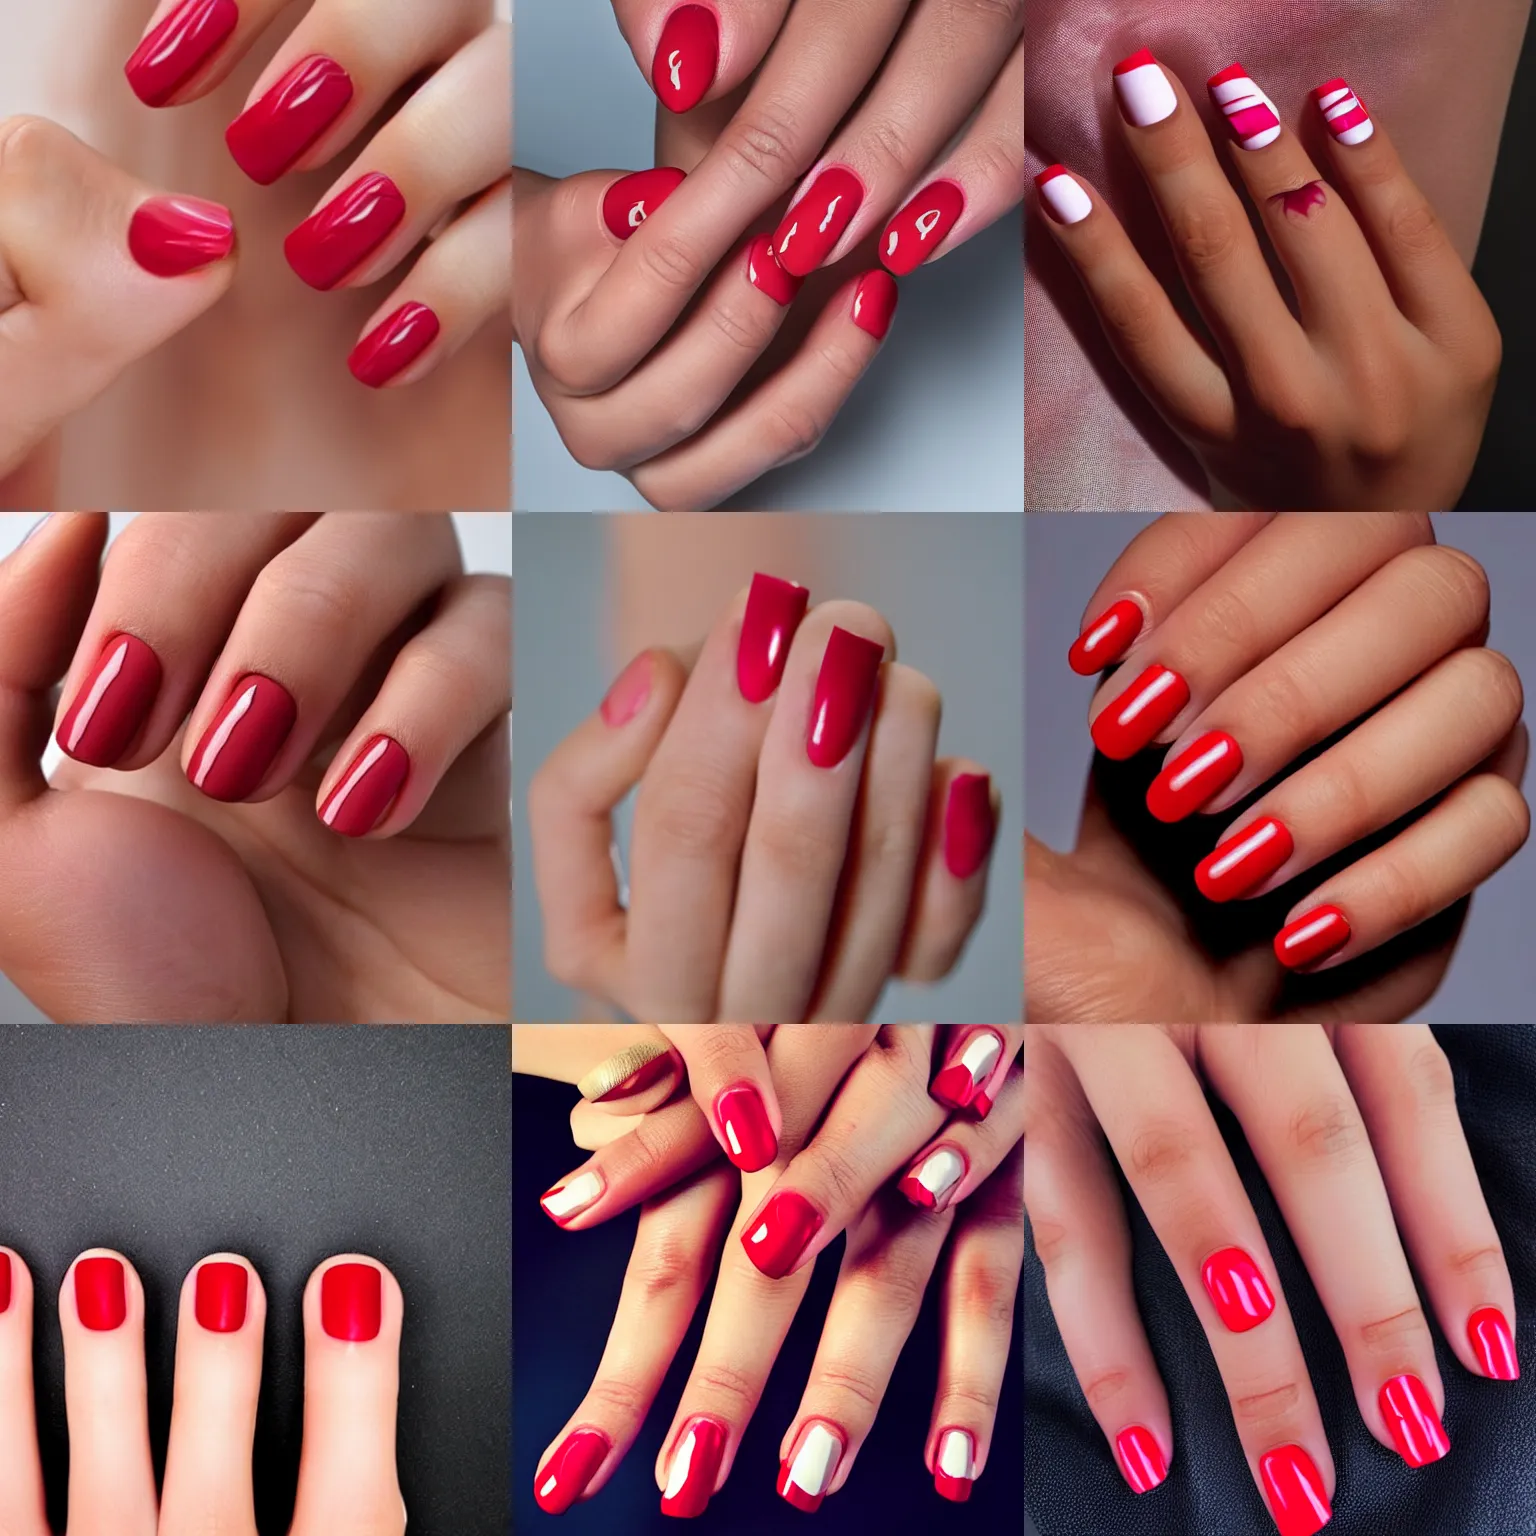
[66,639,128,753]
[1038,171,1092,226]
[541,1170,602,1218]
[959,1031,1002,1084]
[787,1425,840,1496]
[193,681,258,788]
[939,1429,974,1479]
[1114,62,1177,127]
[917,1148,965,1199]
[664,1429,697,1499]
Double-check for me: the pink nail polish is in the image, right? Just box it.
[600,651,653,726]
[0,1252,10,1313]
[1467,1306,1520,1380]
[1200,1246,1275,1332]
[943,772,995,879]
[1259,1444,1331,1536]
[1208,62,1283,151]
[284,172,406,290]
[1312,78,1374,145]
[348,303,441,388]
[319,734,410,837]
[737,572,808,702]
[806,626,884,768]
[226,54,354,184]
[934,1427,975,1501]
[129,196,236,277]
[1379,1374,1449,1467]
[1114,1424,1168,1493]
[125,0,239,107]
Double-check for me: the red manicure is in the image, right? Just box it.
[1091,664,1189,759]
[932,1028,1004,1112]
[745,233,802,306]
[600,651,652,726]
[1379,1374,1449,1467]
[1274,905,1350,970]
[57,633,162,767]
[777,1423,843,1511]
[187,673,297,802]
[76,1256,126,1331]
[319,734,410,837]
[1195,816,1294,902]
[737,572,809,702]
[660,1416,728,1517]
[651,4,719,114]
[880,180,965,275]
[125,0,239,107]
[1146,731,1243,823]
[1200,1247,1275,1332]
[195,1261,248,1332]
[226,54,354,184]
[1068,598,1143,674]
[742,1190,823,1278]
[0,1252,11,1313]
[807,626,884,768]
[129,196,236,277]
[714,1082,777,1172]
[851,268,899,339]
[1259,1444,1332,1536]
[349,302,441,388]
[592,1053,674,1103]
[285,172,406,290]
[1114,1424,1168,1494]
[1468,1307,1519,1380]
[944,773,995,879]
[772,166,865,277]
[534,1427,610,1515]
[602,167,686,241]
[320,1262,381,1341]
[933,1427,975,1502]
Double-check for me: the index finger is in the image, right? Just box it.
[659,1025,782,1171]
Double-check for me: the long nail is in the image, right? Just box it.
[898,1146,967,1211]
[1467,1306,1520,1380]
[188,674,297,802]
[1035,165,1092,226]
[320,734,410,837]
[806,626,884,768]
[75,1256,126,1331]
[651,4,719,113]
[1208,62,1283,151]
[738,572,809,702]
[1068,598,1143,673]
[1313,78,1374,145]
[776,1422,843,1513]
[742,1190,823,1279]
[1146,731,1243,823]
[1114,1424,1168,1493]
[714,1082,778,1172]
[535,1428,610,1515]
[320,1262,381,1341]
[772,167,864,277]
[57,633,162,767]
[226,55,354,184]
[931,1028,1003,1113]
[745,234,802,305]
[1259,1444,1331,1536]
[944,773,995,879]
[934,1427,975,1502]
[880,180,965,276]
[851,269,899,340]
[1090,664,1189,759]
[600,651,653,727]
[540,1169,605,1227]
[285,172,406,290]
[1274,905,1350,970]
[661,1416,728,1517]
[349,302,441,388]
[129,196,236,277]
[1195,816,1294,902]
[125,0,239,107]
[195,1261,248,1332]
[1113,48,1178,126]
[602,168,686,241]
[1379,1374,1449,1467]
[0,1252,11,1313]
[1200,1246,1275,1332]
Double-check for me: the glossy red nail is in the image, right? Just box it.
[777,1423,842,1512]
[772,166,865,277]
[943,773,995,879]
[1114,1424,1168,1494]
[320,734,410,837]
[1274,905,1350,970]
[1260,1444,1332,1536]
[1468,1307,1519,1380]
[534,1428,610,1515]
[539,1169,605,1226]
[195,1261,248,1332]
[880,180,965,275]
[807,626,883,768]
[1379,1374,1449,1467]
[851,268,899,339]
[932,1028,1004,1112]
[713,1083,777,1172]
[899,1146,966,1211]
[591,1052,675,1103]
[934,1427,975,1501]
[745,233,802,306]
[285,172,406,290]
[348,302,441,388]
[320,1262,381,1342]
[602,167,686,241]
[742,1190,823,1278]
[76,1256,126,1331]
[1068,598,1143,674]
[660,1416,727,1517]
[652,4,719,113]
[188,674,296,802]
[1146,731,1243,823]
[1201,1247,1275,1332]
[125,0,239,107]
[1195,816,1294,902]
[57,633,162,767]
[738,572,809,702]
[0,1252,11,1313]
[226,54,354,184]
[129,196,236,277]
[601,651,652,726]
[1090,664,1189,759]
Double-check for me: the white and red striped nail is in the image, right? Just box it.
[539,1169,604,1226]
[934,1428,976,1502]
[1035,165,1092,226]
[1312,78,1374,145]
[931,1029,1004,1114]
[660,1416,728,1517]
[898,1146,967,1211]
[1113,48,1177,126]
[776,1422,843,1513]
[1208,62,1283,150]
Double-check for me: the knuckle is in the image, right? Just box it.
[815,337,868,387]
[691,1361,758,1414]
[1245,663,1320,745]
[847,1253,930,1318]
[1446,1243,1506,1278]
[0,114,63,178]
[1303,751,1375,842]
[638,230,708,296]
[631,1225,704,1301]
[751,802,836,885]
[585,1374,648,1419]
[254,556,365,638]
[950,1257,1020,1329]
[1246,369,1316,435]
[1096,278,1165,355]
[862,113,921,180]
[1199,583,1261,660]
[967,133,1028,191]
[1083,1368,1130,1409]
[1387,196,1447,257]
[719,104,804,190]
[1127,1121,1201,1185]
[803,1133,867,1208]
[1285,1094,1369,1168]
[1168,193,1243,278]
[1367,852,1436,934]
[1358,1303,1430,1351]
[560,420,625,474]
[946,0,1025,28]
[705,299,771,357]
[1395,1039,1458,1115]
[1232,1379,1302,1428]
[766,401,827,464]
[641,770,745,863]
[813,1357,886,1415]
[616,1122,670,1183]
[934,1379,1000,1422]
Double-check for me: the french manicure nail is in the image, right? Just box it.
[776,1423,842,1512]
[651,4,719,114]
[125,0,239,107]
[1467,1307,1519,1380]
[1035,165,1092,226]
[1380,1374,1449,1467]
[535,1428,610,1515]
[226,54,354,183]
[57,633,162,767]
[742,1190,823,1279]
[806,626,884,768]
[1115,1424,1168,1493]
[1208,62,1283,151]
[1113,48,1178,127]
[1274,905,1350,970]
[0,1252,11,1313]
[899,1146,966,1211]
[1195,816,1294,903]
[1313,78,1374,145]
[745,233,803,305]
[1146,731,1243,823]
[1090,664,1190,759]
[738,572,809,702]
[931,1029,1003,1112]
[851,268,899,339]
[661,1416,728,1517]
[348,302,441,388]
[944,772,996,880]
[1068,598,1143,673]
[129,196,236,277]
[195,1261,248,1332]
[714,1082,778,1172]
[284,172,406,290]
[76,1256,126,1331]
[1200,1246,1275,1332]
[1259,1444,1331,1536]
[319,734,409,836]
[772,166,864,277]
[540,1169,605,1227]
[602,168,686,241]
[934,1427,975,1502]
[880,179,965,275]
[600,651,653,727]
[321,1262,381,1342]
[188,673,297,802]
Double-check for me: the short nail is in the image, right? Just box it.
[129,196,236,277]
[285,172,406,290]
[1195,816,1294,902]
[1209,62,1283,150]
[540,1168,605,1227]
[806,626,884,768]
[661,1416,728,1517]
[75,1256,126,1331]
[319,734,410,837]
[535,1428,610,1515]
[1259,1444,1331,1536]
[772,166,864,277]
[714,1082,778,1172]
[1115,1424,1168,1493]
[1274,905,1350,970]
[57,633,162,767]
[1035,165,1092,225]
[1380,1374,1449,1467]
[1113,48,1177,126]
[188,673,297,802]
[776,1423,842,1512]
[1201,1246,1275,1331]
[742,1190,823,1279]
[898,1145,966,1211]
[348,302,441,388]
[578,1042,675,1103]
[651,4,719,113]
[1313,78,1374,145]
[320,1262,381,1342]
[745,233,803,305]
[737,572,809,702]
[931,1029,1003,1112]
[602,167,686,241]
[195,1261,248,1332]
[943,773,995,879]
[125,0,239,107]
[226,54,354,184]
[1467,1307,1520,1380]
[1090,664,1189,759]
[934,1427,975,1502]
[1146,731,1243,823]
[600,651,653,727]
[1068,598,1143,673]
[880,179,964,275]
[0,1252,11,1313]
[851,268,899,339]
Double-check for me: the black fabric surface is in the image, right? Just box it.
[1025,1025,1536,1535]
[0,1026,510,1536]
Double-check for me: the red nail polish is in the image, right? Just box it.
[851,268,899,339]
[592,1053,674,1102]
[188,673,297,802]
[1274,905,1350,970]
[129,196,236,277]
[898,1145,966,1210]
[880,180,965,275]
[195,1261,248,1332]
[1114,1424,1168,1494]
[320,1262,381,1342]
[540,1169,605,1226]
[742,1190,823,1278]
[1146,731,1243,823]
[76,1256,126,1331]
[226,54,353,184]
[934,1427,975,1501]
[651,4,719,113]
[660,1416,728,1516]
[535,1428,610,1515]
[777,1423,843,1511]
[348,302,442,388]
[1379,1374,1449,1467]
[746,233,802,306]
[125,0,239,107]
[1468,1306,1520,1380]
[772,166,865,277]
[602,167,686,241]
[319,734,410,837]
[0,1252,11,1313]
[285,172,406,290]
[600,651,653,726]
[1090,664,1189,759]
[57,633,162,767]
[1259,1444,1331,1536]
[738,572,809,702]
[931,1029,1004,1112]
[1195,816,1294,902]
[714,1082,777,1172]
[1200,1247,1275,1332]
[806,626,884,768]
[944,773,995,879]
[1068,598,1143,674]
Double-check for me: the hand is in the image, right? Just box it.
[1033,52,1501,510]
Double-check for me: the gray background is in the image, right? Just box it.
[513,0,1023,511]
[514,513,1024,1021]
[1026,512,1536,1024]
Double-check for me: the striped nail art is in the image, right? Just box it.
[1313,78,1374,144]
[1208,62,1283,150]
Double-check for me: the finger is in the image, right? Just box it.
[573,1028,683,1113]
[0,1248,47,1536]
[930,1026,1022,1121]
[659,1025,782,1172]
[610,0,790,115]
[898,1059,1024,1214]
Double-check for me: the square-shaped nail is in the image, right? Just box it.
[931,1029,1003,1111]
[738,572,809,702]
[1113,48,1178,126]
[1313,78,1374,145]
[934,1427,975,1501]
[1379,1374,1449,1466]
[742,1190,823,1278]
[76,1256,126,1331]
[226,55,355,184]
[880,180,965,275]
[1200,1246,1275,1331]
[319,734,410,836]
[320,1262,381,1341]
[1115,1424,1168,1493]
[1208,62,1283,150]
[285,172,406,290]
[188,673,297,802]
[776,1422,843,1512]
[1467,1306,1519,1380]
[125,0,239,107]
[660,1416,728,1517]
[195,1260,249,1332]
[57,633,162,767]
[807,626,884,768]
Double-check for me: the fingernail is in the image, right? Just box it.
[226,54,354,183]
[934,1427,975,1502]
[1208,62,1283,151]
[898,1146,966,1211]
[1274,905,1350,970]
[1113,48,1178,127]
[944,773,995,880]
[661,1416,728,1517]
[1090,663,1189,759]
[738,572,809,702]
[1200,1246,1275,1332]
[57,633,162,768]
[129,196,236,277]
[320,1262,381,1342]
[880,180,965,275]
[714,1082,778,1172]
[1468,1307,1520,1380]
[195,1261,248,1332]
[1035,165,1092,226]
[0,1252,11,1313]
[1068,598,1143,673]
[535,1428,610,1516]
[772,166,864,277]
[651,4,719,113]
[1114,1424,1168,1494]
[1146,731,1243,823]
[600,651,653,727]
[931,1028,1003,1112]
[602,167,686,241]
[776,1422,842,1513]
[1313,78,1374,145]
[540,1169,605,1227]
[188,674,297,802]
[1195,816,1294,903]
[348,302,441,388]
[742,1190,823,1279]
[745,233,802,305]
[806,626,884,768]
[319,734,410,837]
[125,0,239,107]
[1379,1374,1449,1467]
[1259,1444,1331,1536]
[851,268,899,340]
[578,1042,674,1103]
[75,1256,126,1331]
[285,172,406,290]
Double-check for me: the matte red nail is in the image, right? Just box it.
[1274,905,1350,970]
[742,1190,823,1278]
[898,1145,966,1210]
[534,1428,610,1515]
[932,1028,1004,1112]
[539,1169,605,1226]
[1195,817,1294,902]
[319,734,409,837]
[1146,731,1243,823]
[1379,1374,1449,1467]
[349,302,441,388]
[188,673,297,802]
[738,572,809,702]
[602,167,685,241]
[661,1416,728,1517]
[776,1423,842,1512]
[1114,1424,1168,1494]
[76,1256,126,1331]
[934,1427,975,1502]
[944,772,995,879]
[714,1083,777,1172]
[1259,1444,1331,1536]
[1468,1307,1519,1380]
[745,233,802,306]
[125,0,239,107]
[129,196,236,277]
[851,268,899,339]
[1090,664,1189,759]
[195,1261,248,1332]
[772,166,865,277]
[1068,598,1143,674]
[321,1262,381,1341]
[807,626,883,768]
[57,633,162,767]
[226,54,354,184]
[651,4,719,113]
[880,180,965,275]
[601,651,652,726]
[1201,1247,1275,1332]
[0,1252,11,1313]
[285,172,406,290]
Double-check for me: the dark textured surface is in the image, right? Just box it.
[1025,1025,1536,1535]
[0,1026,510,1536]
